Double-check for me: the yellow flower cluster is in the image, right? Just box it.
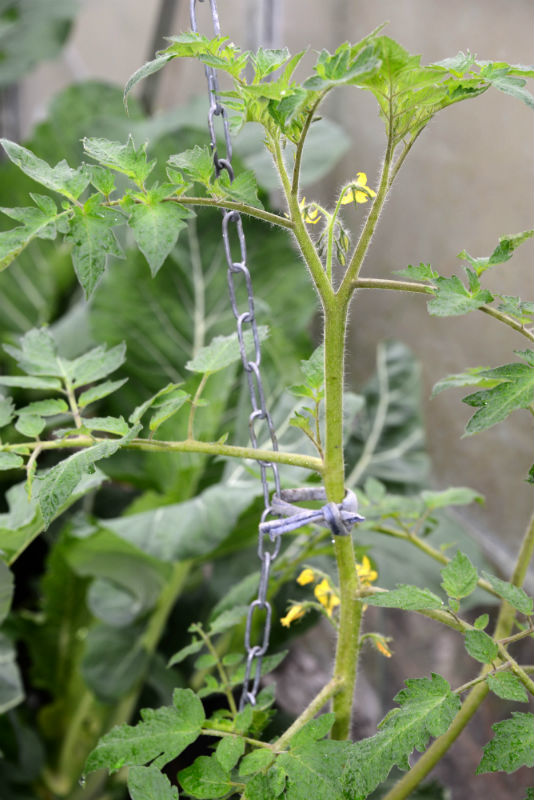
[299,197,322,224]
[340,172,377,205]
[280,558,378,628]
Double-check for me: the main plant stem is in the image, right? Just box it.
[323,299,363,740]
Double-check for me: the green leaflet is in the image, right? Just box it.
[83,136,156,187]
[463,630,498,664]
[496,295,533,326]
[395,262,438,282]
[458,229,534,275]
[486,672,528,703]
[476,712,534,774]
[431,367,499,397]
[123,53,174,109]
[421,487,484,510]
[128,200,190,276]
[168,146,214,187]
[84,688,205,775]
[186,327,269,374]
[179,754,232,799]
[78,378,128,408]
[341,674,461,800]
[36,424,140,528]
[0,139,89,201]
[363,584,444,611]
[440,551,478,600]
[480,571,533,616]
[0,197,59,271]
[0,395,15,427]
[127,766,179,800]
[0,452,24,471]
[66,201,124,298]
[215,736,245,771]
[17,398,68,416]
[427,273,493,317]
[462,352,534,435]
[213,170,264,209]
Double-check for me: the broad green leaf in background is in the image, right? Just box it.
[462,351,534,435]
[476,713,534,774]
[84,688,205,775]
[127,765,179,800]
[486,672,528,703]
[480,571,533,616]
[342,674,461,800]
[0,0,79,87]
[0,633,24,713]
[440,551,478,601]
[363,585,444,611]
[81,623,150,703]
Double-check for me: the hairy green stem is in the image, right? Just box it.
[3,436,323,473]
[164,196,295,230]
[276,677,344,749]
[382,511,534,800]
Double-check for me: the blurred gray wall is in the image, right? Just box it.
[19,0,533,563]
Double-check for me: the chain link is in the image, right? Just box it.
[190,0,281,710]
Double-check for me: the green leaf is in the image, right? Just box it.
[3,326,62,376]
[342,674,461,800]
[458,230,534,275]
[0,198,59,270]
[363,585,444,611]
[480,572,533,616]
[14,413,45,437]
[127,765,179,800]
[0,560,14,624]
[431,367,499,397]
[0,139,89,200]
[440,551,478,600]
[496,295,533,325]
[473,613,489,630]
[214,170,263,209]
[84,688,205,775]
[87,578,144,628]
[464,629,498,664]
[70,342,126,387]
[186,326,269,374]
[523,789,534,800]
[486,74,534,109]
[168,146,214,187]
[18,398,68,417]
[421,487,483,510]
[66,202,124,298]
[0,633,24,713]
[239,748,274,776]
[244,766,286,800]
[124,53,174,109]
[178,755,232,799]
[128,200,190,276]
[463,353,534,435]
[87,165,116,197]
[208,605,248,635]
[0,395,15,427]
[82,623,150,703]
[82,416,130,436]
[394,262,438,282]
[427,273,493,317]
[83,136,155,187]
[277,736,350,800]
[487,672,528,703]
[149,389,189,433]
[215,736,245,771]
[0,375,62,390]
[36,425,140,528]
[476,713,534,774]
[0,452,24,471]
[168,638,204,667]
[289,714,336,748]
[78,378,128,408]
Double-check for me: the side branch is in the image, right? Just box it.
[167,196,295,230]
[2,436,323,473]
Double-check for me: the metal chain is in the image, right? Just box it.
[190,0,282,710]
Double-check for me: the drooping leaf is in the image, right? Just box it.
[464,629,498,664]
[127,765,179,800]
[480,572,533,616]
[440,551,478,600]
[124,53,174,109]
[463,352,534,435]
[84,688,205,775]
[66,202,124,298]
[363,585,444,611]
[36,425,140,528]
[83,136,156,187]
[487,672,528,703]
[342,674,461,800]
[128,200,190,275]
[0,139,89,201]
[476,713,534,774]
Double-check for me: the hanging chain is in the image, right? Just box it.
[190,0,282,710]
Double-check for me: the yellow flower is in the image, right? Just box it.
[340,172,377,205]
[280,604,306,628]
[297,568,315,586]
[356,556,378,587]
[314,578,340,617]
[299,197,322,224]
